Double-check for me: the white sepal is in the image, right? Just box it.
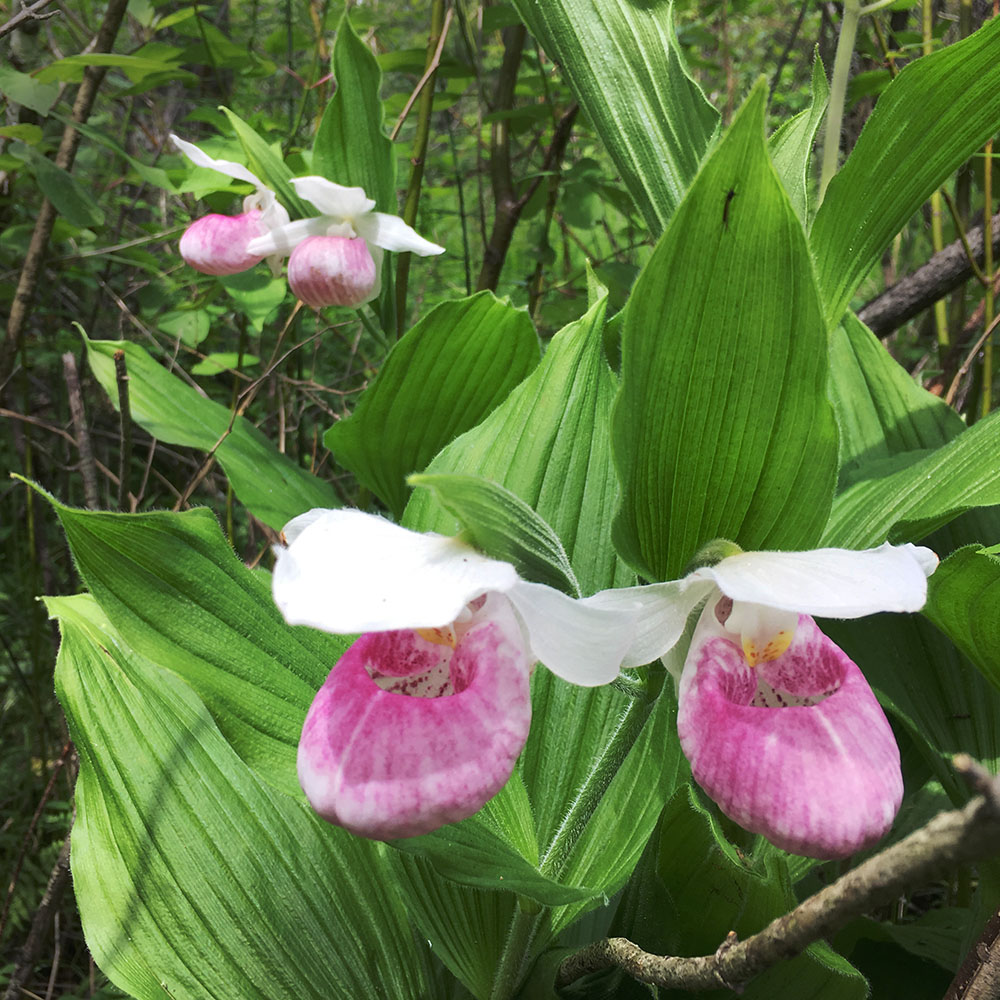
[291,176,376,219]
[582,579,715,666]
[357,212,446,256]
[273,509,519,634]
[691,542,936,618]
[171,134,262,189]
[247,217,331,257]
[505,580,636,686]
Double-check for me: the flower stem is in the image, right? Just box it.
[819,0,862,205]
[487,903,542,1000]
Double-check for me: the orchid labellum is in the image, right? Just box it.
[171,135,290,276]
[272,509,642,839]
[248,177,445,308]
[609,543,938,859]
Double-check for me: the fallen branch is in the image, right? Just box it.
[858,211,1000,336]
[557,755,1000,992]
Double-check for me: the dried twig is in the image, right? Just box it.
[62,352,99,509]
[0,0,61,40]
[113,350,132,512]
[558,758,1000,992]
[0,0,131,391]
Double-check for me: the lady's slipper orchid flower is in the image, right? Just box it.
[603,543,937,859]
[272,508,641,839]
[247,176,445,308]
[171,134,290,276]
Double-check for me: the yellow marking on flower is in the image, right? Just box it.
[416,624,458,648]
[742,629,793,667]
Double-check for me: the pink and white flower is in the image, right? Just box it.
[247,177,444,308]
[171,135,290,276]
[272,509,641,839]
[605,543,937,859]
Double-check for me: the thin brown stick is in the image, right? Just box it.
[113,350,132,512]
[390,6,455,142]
[0,742,74,946]
[944,311,1000,405]
[0,0,60,40]
[0,0,131,392]
[62,352,99,509]
[1,829,73,1000]
[945,908,1000,1000]
[558,758,1000,992]
[858,210,1000,336]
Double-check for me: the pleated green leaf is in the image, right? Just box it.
[613,82,837,581]
[84,335,339,530]
[510,0,718,234]
[49,498,344,797]
[390,823,596,905]
[922,544,1000,696]
[811,16,1000,329]
[400,295,670,990]
[822,410,1000,548]
[828,312,963,481]
[220,106,309,219]
[313,8,396,213]
[768,50,829,224]
[326,293,539,517]
[50,594,428,1000]
[547,678,686,936]
[409,473,579,595]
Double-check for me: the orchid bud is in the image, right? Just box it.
[178,210,268,276]
[287,235,379,308]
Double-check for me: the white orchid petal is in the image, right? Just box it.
[357,212,445,255]
[247,217,330,257]
[273,509,519,634]
[505,580,636,686]
[171,134,263,189]
[291,176,376,218]
[693,542,937,618]
[582,579,716,666]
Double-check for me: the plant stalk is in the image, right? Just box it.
[819,0,862,204]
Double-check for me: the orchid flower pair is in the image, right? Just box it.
[273,508,936,859]
[170,135,444,307]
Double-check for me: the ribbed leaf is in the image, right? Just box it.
[828,312,963,480]
[220,106,309,218]
[50,594,429,1000]
[49,498,343,798]
[409,473,579,595]
[822,410,1000,547]
[326,293,539,517]
[768,50,829,224]
[313,9,395,213]
[922,544,1000,696]
[613,82,837,581]
[811,16,1000,329]
[510,0,718,233]
[84,335,339,530]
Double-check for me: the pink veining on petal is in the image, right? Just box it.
[677,607,902,859]
[178,210,267,275]
[297,595,532,839]
[287,235,378,308]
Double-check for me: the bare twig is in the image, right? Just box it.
[558,760,1000,992]
[0,742,74,947]
[1,829,73,1000]
[0,0,131,392]
[0,0,61,40]
[390,6,455,142]
[944,311,1000,406]
[113,350,132,512]
[62,353,99,509]
[857,210,1000,336]
[945,908,1000,1000]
